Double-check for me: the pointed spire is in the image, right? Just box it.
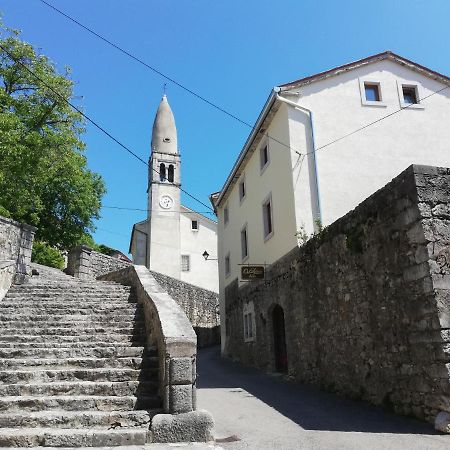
[151,95,178,155]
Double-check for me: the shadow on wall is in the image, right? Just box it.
[196,346,443,436]
[194,326,220,349]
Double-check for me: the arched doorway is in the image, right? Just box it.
[272,305,288,373]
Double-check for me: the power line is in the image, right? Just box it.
[308,85,449,155]
[102,205,214,214]
[0,43,213,212]
[38,0,304,157]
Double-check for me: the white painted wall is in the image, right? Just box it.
[216,104,298,350]
[216,58,450,352]
[287,59,450,231]
[179,208,219,292]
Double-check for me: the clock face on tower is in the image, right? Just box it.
[159,195,174,210]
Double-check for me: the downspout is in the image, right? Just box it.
[274,90,323,231]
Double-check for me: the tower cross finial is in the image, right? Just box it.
[163,83,167,95]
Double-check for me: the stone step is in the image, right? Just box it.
[0,356,157,370]
[0,367,156,384]
[0,346,155,359]
[0,306,142,315]
[0,380,158,397]
[0,409,159,429]
[0,334,146,344]
[0,313,143,322]
[0,341,148,349]
[0,426,149,447]
[0,327,145,336]
[0,395,161,413]
[11,283,130,290]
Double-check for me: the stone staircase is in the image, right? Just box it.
[0,264,162,447]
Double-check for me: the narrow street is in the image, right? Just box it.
[196,346,450,450]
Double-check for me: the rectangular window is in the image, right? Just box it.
[239,176,246,202]
[191,220,199,231]
[263,196,273,239]
[243,313,253,340]
[364,83,380,102]
[260,144,269,171]
[224,206,229,226]
[244,313,248,339]
[225,253,230,277]
[402,86,418,104]
[241,225,248,260]
[181,255,190,272]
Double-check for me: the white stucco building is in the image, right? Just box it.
[130,95,218,293]
[211,51,450,351]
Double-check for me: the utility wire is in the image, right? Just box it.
[307,85,449,154]
[102,205,214,214]
[0,43,213,212]
[38,0,303,156]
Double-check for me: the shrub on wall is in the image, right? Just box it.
[31,241,65,270]
[0,205,11,218]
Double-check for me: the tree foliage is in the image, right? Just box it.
[31,241,65,270]
[0,20,105,249]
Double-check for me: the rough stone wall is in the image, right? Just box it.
[224,165,450,424]
[0,215,36,297]
[66,246,131,280]
[150,271,220,348]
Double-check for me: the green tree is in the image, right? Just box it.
[0,20,105,249]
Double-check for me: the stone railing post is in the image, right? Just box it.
[14,223,37,284]
[66,245,92,280]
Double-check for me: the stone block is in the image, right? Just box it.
[169,384,193,414]
[435,411,450,433]
[170,357,194,385]
[150,410,214,443]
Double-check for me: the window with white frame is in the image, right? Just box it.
[262,194,274,240]
[191,220,199,231]
[243,302,255,342]
[241,224,248,260]
[260,143,269,171]
[239,175,246,202]
[359,79,386,107]
[244,312,254,339]
[397,81,424,109]
[181,255,190,272]
[225,253,231,277]
[224,205,229,226]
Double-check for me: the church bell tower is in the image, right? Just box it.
[147,95,181,278]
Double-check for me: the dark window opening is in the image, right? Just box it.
[168,164,174,182]
[191,220,198,231]
[263,199,273,238]
[159,163,166,182]
[364,83,380,102]
[403,86,418,104]
[260,145,269,169]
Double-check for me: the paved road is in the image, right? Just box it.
[196,346,450,449]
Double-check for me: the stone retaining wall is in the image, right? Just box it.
[98,265,213,443]
[66,245,131,280]
[0,215,36,298]
[150,271,220,348]
[224,165,450,426]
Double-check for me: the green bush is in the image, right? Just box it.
[31,241,65,270]
[0,205,11,218]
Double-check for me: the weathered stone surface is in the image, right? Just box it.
[151,410,214,443]
[435,411,450,433]
[169,385,193,414]
[0,267,163,446]
[224,165,450,427]
[170,357,194,385]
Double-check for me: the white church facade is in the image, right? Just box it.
[211,51,450,351]
[130,95,218,293]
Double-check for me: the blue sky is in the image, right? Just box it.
[2,0,450,254]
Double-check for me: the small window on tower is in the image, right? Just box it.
[159,163,166,182]
[181,255,190,271]
[168,165,174,182]
[163,138,171,143]
[191,220,199,231]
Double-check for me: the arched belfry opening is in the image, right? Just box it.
[272,305,288,373]
[159,163,166,182]
[168,164,174,183]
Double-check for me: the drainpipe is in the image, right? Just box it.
[274,89,323,232]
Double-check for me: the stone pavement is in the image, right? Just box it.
[196,346,450,449]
